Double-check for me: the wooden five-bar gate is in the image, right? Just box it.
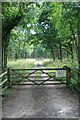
[8,67,71,86]
[0,67,71,95]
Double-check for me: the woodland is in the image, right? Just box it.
[1,2,80,89]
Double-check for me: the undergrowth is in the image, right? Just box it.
[7,59,35,69]
[7,59,35,84]
[42,57,78,91]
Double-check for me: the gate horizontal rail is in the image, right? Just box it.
[11,68,67,70]
[10,67,71,87]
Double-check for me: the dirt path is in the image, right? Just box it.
[2,60,78,118]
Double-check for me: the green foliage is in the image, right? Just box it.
[7,59,35,69]
[3,2,80,62]
[42,57,78,90]
[7,59,35,84]
[70,68,78,90]
[2,2,80,90]
[42,58,73,68]
[70,79,78,90]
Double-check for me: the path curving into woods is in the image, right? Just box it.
[2,60,78,119]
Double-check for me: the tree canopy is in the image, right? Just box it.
[2,2,80,72]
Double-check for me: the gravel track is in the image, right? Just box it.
[2,60,78,118]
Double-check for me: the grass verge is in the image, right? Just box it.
[42,58,78,90]
[7,59,35,85]
[7,59,35,69]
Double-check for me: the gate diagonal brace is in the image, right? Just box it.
[11,70,39,85]
[40,69,54,79]
[26,78,39,85]
[25,70,37,79]
[38,77,52,85]
[11,69,37,80]
[11,70,25,80]
[11,69,58,86]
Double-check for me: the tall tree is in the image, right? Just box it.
[2,2,32,71]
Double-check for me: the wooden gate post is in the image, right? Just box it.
[66,67,71,87]
[7,68,11,88]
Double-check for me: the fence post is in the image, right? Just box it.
[66,67,71,87]
[7,68,11,88]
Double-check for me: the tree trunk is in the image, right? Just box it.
[2,8,23,71]
[2,38,8,72]
[77,20,80,90]
[59,41,62,61]
[3,48,7,71]
[69,22,78,61]
[0,3,2,74]
[23,40,26,58]
[51,47,55,61]
[70,44,73,60]
[0,20,2,74]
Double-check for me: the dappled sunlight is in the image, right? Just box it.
[59,108,72,113]
[1,2,79,119]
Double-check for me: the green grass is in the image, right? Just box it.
[7,59,35,69]
[7,58,78,90]
[42,58,75,68]
[7,59,35,84]
[42,58,78,90]
[35,71,42,80]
